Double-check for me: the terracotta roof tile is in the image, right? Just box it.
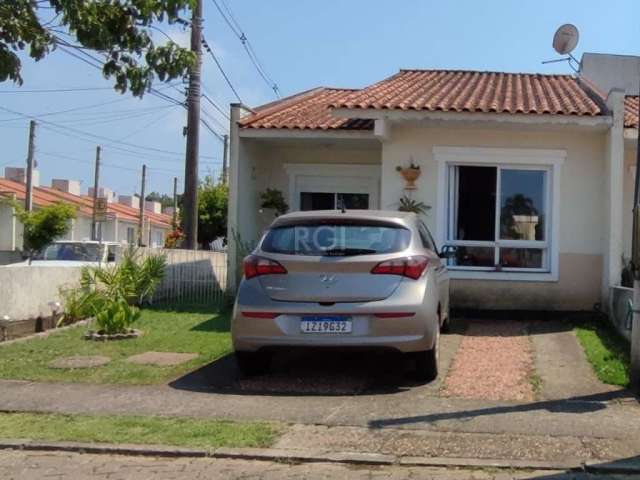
[0,178,172,228]
[333,69,603,117]
[239,88,374,130]
[625,96,639,129]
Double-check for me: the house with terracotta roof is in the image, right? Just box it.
[0,169,173,260]
[227,53,639,311]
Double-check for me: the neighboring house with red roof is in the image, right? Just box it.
[0,172,173,258]
[227,52,639,311]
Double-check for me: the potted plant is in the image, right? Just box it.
[259,188,289,217]
[398,195,431,215]
[396,161,421,190]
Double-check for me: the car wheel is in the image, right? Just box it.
[412,330,439,382]
[235,351,271,377]
[440,314,452,333]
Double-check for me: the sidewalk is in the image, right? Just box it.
[5,449,628,480]
[0,379,638,441]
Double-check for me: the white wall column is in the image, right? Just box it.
[602,89,626,305]
[227,103,243,293]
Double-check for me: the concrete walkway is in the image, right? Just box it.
[0,378,637,441]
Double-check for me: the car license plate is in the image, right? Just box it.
[300,315,352,334]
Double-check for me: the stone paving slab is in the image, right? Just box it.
[126,352,198,367]
[48,356,111,369]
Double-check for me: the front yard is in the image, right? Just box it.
[0,305,232,384]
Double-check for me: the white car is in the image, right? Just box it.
[8,240,121,267]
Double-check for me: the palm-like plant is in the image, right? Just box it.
[82,248,167,306]
[398,195,431,215]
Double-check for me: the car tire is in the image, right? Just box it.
[235,351,271,377]
[440,314,452,333]
[412,330,439,382]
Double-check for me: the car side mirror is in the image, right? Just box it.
[439,245,457,259]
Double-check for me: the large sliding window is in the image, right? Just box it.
[447,164,550,272]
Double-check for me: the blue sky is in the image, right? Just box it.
[1,0,638,197]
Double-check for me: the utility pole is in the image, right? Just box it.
[91,146,101,241]
[138,164,146,247]
[182,0,203,250]
[631,84,640,394]
[172,176,178,229]
[222,134,229,185]
[25,120,36,211]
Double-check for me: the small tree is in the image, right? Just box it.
[197,177,228,248]
[8,200,76,263]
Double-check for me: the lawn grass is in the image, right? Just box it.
[0,412,279,449]
[574,318,630,387]
[0,304,232,384]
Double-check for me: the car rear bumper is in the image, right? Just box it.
[232,310,436,353]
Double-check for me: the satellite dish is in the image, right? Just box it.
[552,24,579,55]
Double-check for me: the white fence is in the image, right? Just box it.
[138,248,228,306]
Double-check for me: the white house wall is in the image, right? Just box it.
[0,203,16,250]
[623,142,638,261]
[381,124,607,310]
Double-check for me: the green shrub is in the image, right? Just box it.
[94,297,141,335]
[58,289,108,326]
[81,248,166,306]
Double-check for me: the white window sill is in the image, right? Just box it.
[448,269,559,283]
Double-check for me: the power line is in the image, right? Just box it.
[202,91,230,120]
[56,38,227,141]
[0,86,116,94]
[201,36,243,103]
[210,0,280,98]
[0,105,219,160]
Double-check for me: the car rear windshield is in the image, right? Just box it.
[261,222,411,256]
[36,243,102,262]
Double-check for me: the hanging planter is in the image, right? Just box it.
[396,162,421,190]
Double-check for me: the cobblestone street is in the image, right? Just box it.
[0,450,634,480]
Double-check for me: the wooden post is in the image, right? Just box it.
[24,120,36,212]
[172,176,178,229]
[138,164,146,247]
[222,134,228,185]
[182,0,203,250]
[91,146,101,240]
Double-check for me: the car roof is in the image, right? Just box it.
[53,240,120,246]
[271,209,417,228]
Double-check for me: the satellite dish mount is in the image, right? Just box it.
[542,24,580,72]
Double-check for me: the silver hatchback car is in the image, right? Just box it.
[232,210,451,380]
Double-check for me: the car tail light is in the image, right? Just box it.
[243,255,287,279]
[371,256,429,280]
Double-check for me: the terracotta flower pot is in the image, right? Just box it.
[400,167,421,190]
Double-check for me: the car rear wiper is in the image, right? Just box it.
[322,248,378,256]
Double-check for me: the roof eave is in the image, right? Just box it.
[331,107,612,129]
[238,128,377,140]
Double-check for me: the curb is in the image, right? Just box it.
[0,439,615,472]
